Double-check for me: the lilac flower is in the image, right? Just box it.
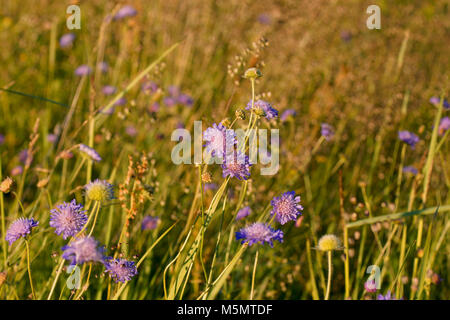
[167,85,180,97]
[79,144,102,162]
[18,149,32,164]
[102,85,117,96]
[141,216,160,231]
[74,65,92,76]
[113,5,137,20]
[84,179,114,202]
[50,200,87,239]
[203,123,236,158]
[321,123,335,141]
[59,33,75,48]
[177,93,194,106]
[11,166,23,176]
[398,131,419,148]
[403,166,418,175]
[125,126,138,137]
[222,152,251,180]
[270,191,303,225]
[5,218,39,245]
[101,106,115,115]
[62,236,105,265]
[0,134,4,145]
[236,223,283,247]
[258,13,272,25]
[113,97,127,106]
[429,97,450,109]
[141,81,158,93]
[438,117,450,136]
[364,279,377,293]
[236,206,251,220]
[104,258,138,283]
[246,100,278,120]
[148,102,160,113]
[377,291,401,300]
[204,183,218,191]
[47,133,58,144]
[163,96,177,107]
[280,109,296,122]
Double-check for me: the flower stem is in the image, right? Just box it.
[25,240,36,300]
[325,251,332,300]
[250,250,259,300]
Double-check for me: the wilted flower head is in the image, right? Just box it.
[102,85,116,96]
[5,218,38,245]
[222,151,251,180]
[403,166,418,175]
[317,234,343,251]
[236,206,251,220]
[104,258,138,283]
[321,123,335,141]
[236,222,283,247]
[398,131,419,148]
[438,117,450,136]
[141,216,160,231]
[59,33,75,48]
[281,109,297,122]
[84,179,114,202]
[114,5,137,20]
[246,100,278,120]
[74,65,92,76]
[429,97,450,109]
[0,177,13,193]
[62,236,104,265]
[203,123,237,158]
[50,200,87,239]
[270,191,303,225]
[79,144,102,162]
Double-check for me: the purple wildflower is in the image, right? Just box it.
[236,206,251,220]
[321,123,335,141]
[113,5,137,20]
[148,102,160,113]
[79,144,102,162]
[177,93,194,106]
[84,179,115,202]
[270,191,303,225]
[203,123,236,158]
[102,85,116,96]
[62,236,105,265]
[113,97,127,106]
[403,166,418,175]
[429,97,450,109]
[59,33,75,48]
[74,65,92,76]
[101,106,115,115]
[11,166,23,176]
[236,222,283,247]
[18,149,32,164]
[364,279,377,293]
[104,258,138,283]
[5,218,39,245]
[204,183,218,191]
[222,151,251,180]
[377,291,402,300]
[246,100,279,120]
[167,85,180,97]
[0,134,4,145]
[163,96,177,107]
[258,13,272,25]
[438,117,450,136]
[50,200,87,239]
[398,131,419,148]
[281,109,296,122]
[47,133,58,144]
[141,81,158,93]
[125,126,138,137]
[141,216,160,231]
[99,61,108,73]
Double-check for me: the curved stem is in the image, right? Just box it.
[325,251,332,300]
[250,250,259,300]
[25,240,36,300]
[88,202,101,237]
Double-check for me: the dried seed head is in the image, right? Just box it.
[243,67,262,79]
[0,177,13,193]
[201,171,212,183]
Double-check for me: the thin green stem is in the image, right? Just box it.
[25,240,36,300]
[325,251,332,300]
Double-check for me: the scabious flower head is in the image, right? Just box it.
[429,97,450,109]
[59,33,75,48]
[236,223,283,247]
[11,166,23,176]
[177,93,194,107]
[74,65,92,76]
[438,117,450,136]
[5,218,38,245]
[246,100,278,120]
[398,131,419,148]
[281,109,296,122]
[203,123,237,158]
[321,123,335,141]
[270,191,303,225]
[222,151,251,180]
[141,81,158,93]
[113,5,137,20]
[141,216,160,231]
[102,85,116,96]
[236,206,251,220]
[317,234,342,251]
[84,179,114,202]
[79,144,102,162]
[364,279,377,293]
[104,258,138,283]
[164,96,177,107]
[50,200,87,239]
[403,166,418,175]
[62,236,104,265]
[377,291,401,300]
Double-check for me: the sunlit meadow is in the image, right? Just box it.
[0,0,449,300]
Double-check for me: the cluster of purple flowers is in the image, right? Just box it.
[5,218,39,245]
[246,100,278,120]
[398,131,420,148]
[321,123,334,141]
[163,85,194,107]
[429,96,449,109]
